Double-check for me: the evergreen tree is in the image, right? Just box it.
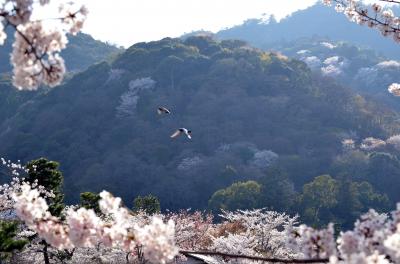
[133,195,161,214]
[80,192,101,215]
[25,158,65,264]
[25,158,65,217]
[208,181,262,212]
[0,221,27,261]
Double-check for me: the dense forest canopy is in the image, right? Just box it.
[0,36,399,228]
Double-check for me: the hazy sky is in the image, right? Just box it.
[77,0,318,47]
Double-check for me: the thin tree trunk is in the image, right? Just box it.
[42,240,50,264]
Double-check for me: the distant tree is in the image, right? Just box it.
[25,158,65,264]
[299,175,339,226]
[79,192,101,215]
[25,158,65,217]
[0,221,27,261]
[299,174,389,228]
[353,181,390,210]
[258,167,296,211]
[208,181,262,212]
[367,152,400,202]
[133,195,161,214]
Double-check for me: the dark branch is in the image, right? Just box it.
[179,250,330,263]
[379,0,400,4]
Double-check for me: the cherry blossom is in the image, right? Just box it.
[0,0,88,90]
[388,83,400,96]
[342,139,356,150]
[0,158,53,212]
[387,135,400,150]
[13,184,178,263]
[323,1,400,43]
[360,137,387,151]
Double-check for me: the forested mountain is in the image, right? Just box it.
[185,3,400,110]
[1,36,399,227]
[0,32,122,127]
[215,4,400,60]
[263,37,400,111]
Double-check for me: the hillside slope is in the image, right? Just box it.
[264,37,400,110]
[0,32,122,125]
[0,36,398,210]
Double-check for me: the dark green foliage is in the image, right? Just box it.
[133,195,161,214]
[25,158,64,217]
[299,175,339,226]
[208,181,262,212]
[297,174,389,228]
[0,221,27,260]
[258,168,296,212]
[80,192,101,215]
[0,75,39,124]
[0,36,398,218]
[0,32,121,127]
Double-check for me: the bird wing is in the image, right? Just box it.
[158,107,171,114]
[170,130,181,138]
[186,134,192,139]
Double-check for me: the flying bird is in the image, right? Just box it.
[157,107,171,115]
[171,128,192,139]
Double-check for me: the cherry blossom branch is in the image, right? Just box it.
[8,21,52,77]
[324,0,400,42]
[326,1,400,95]
[179,250,330,263]
[13,185,178,264]
[0,158,54,212]
[0,0,88,90]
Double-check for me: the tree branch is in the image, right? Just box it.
[179,250,330,263]
[379,0,400,4]
[332,0,400,34]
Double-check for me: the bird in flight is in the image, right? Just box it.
[171,128,192,139]
[157,107,171,115]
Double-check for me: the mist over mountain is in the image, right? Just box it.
[1,36,399,228]
[215,4,400,59]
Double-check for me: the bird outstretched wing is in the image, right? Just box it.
[158,107,171,115]
[170,130,181,138]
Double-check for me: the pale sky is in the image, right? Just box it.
[76,0,318,47]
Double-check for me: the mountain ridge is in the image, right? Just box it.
[215,3,400,59]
